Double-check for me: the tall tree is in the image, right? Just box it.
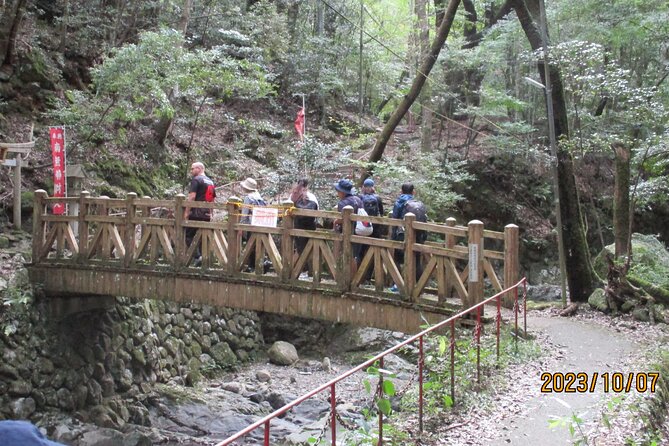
[416,0,432,152]
[511,0,598,301]
[1,0,28,74]
[365,0,462,176]
[612,142,631,258]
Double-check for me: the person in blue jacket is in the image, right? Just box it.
[0,420,65,446]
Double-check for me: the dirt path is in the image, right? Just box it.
[489,313,638,445]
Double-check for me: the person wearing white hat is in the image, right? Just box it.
[239,177,266,272]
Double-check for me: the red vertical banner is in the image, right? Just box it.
[49,127,66,215]
[294,107,305,140]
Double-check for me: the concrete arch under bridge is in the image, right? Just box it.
[27,190,520,333]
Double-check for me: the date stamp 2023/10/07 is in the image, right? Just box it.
[540,372,660,393]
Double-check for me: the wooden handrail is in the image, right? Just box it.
[31,191,520,307]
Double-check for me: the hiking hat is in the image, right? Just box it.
[240,177,258,192]
[334,179,354,194]
[363,178,374,187]
[0,420,65,446]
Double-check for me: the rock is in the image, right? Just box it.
[9,379,32,396]
[78,428,125,446]
[210,342,237,366]
[249,392,264,403]
[256,370,271,382]
[56,388,74,410]
[0,236,10,249]
[36,357,55,375]
[222,382,244,393]
[87,380,103,406]
[268,341,299,366]
[266,392,286,410]
[11,397,36,418]
[588,288,608,312]
[118,369,134,392]
[123,431,152,446]
[632,308,650,322]
[526,284,563,302]
[0,364,19,380]
[621,300,637,313]
[322,357,332,372]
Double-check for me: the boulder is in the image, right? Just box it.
[268,341,299,366]
[210,342,237,366]
[256,370,271,382]
[588,288,608,312]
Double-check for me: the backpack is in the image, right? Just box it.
[294,198,318,229]
[361,194,380,217]
[395,200,428,242]
[403,200,427,222]
[355,207,373,236]
[248,197,267,207]
[205,184,216,202]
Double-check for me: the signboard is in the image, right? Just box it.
[49,127,66,215]
[468,243,479,282]
[251,207,278,228]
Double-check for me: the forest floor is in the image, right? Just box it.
[404,305,669,446]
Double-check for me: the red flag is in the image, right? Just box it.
[49,127,66,215]
[294,107,305,139]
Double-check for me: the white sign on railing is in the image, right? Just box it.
[469,244,479,282]
[251,207,278,227]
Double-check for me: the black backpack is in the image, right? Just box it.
[361,194,381,217]
[403,200,427,222]
[402,200,428,242]
[294,198,318,230]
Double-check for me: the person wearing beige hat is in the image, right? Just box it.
[239,177,266,271]
[239,177,266,224]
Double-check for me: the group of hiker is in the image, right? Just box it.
[183,161,427,282]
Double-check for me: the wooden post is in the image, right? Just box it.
[78,191,90,262]
[124,193,137,268]
[227,197,242,275]
[32,190,47,263]
[467,220,484,308]
[339,206,353,292]
[444,217,456,298]
[174,194,185,270]
[504,224,519,308]
[13,153,21,228]
[281,200,294,282]
[403,213,417,300]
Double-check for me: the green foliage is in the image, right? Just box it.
[50,28,272,157]
[355,154,472,221]
[271,136,352,206]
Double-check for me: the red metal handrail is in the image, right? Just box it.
[215,277,528,446]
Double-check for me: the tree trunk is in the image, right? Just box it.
[1,0,28,73]
[613,142,631,257]
[416,0,432,152]
[512,0,598,301]
[364,0,462,179]
[155,0,193,147]
[178,0,193,35]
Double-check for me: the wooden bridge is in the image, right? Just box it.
[27,190,519,333]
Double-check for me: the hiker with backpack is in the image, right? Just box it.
[184,161,216,267]
[333,179,364,276]
[357,178,385,282]
[290,179,319,265]
[358,178,385,238]
[239,177,267,271]
[390,182,428,288]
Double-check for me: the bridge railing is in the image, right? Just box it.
[32,190,519,307]
[213,277,528,446]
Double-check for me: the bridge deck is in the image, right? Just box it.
[28,191,519,333]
